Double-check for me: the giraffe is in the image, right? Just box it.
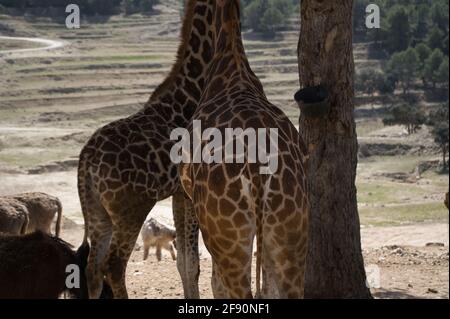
[77,0,216,298]
[179,0,309,299]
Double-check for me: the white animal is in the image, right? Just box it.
[141,218,176,261]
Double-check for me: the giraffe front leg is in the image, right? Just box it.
[184,194,200,297]
[172,191,200,299]
[173,192,187,293]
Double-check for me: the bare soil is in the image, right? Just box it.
[59,221,448,299]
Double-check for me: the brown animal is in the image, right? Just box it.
[0,231,87,299]
[141,218,177,261]
[0,197,29,235]
[0,193,62,237]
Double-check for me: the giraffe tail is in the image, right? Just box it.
[54,198,63,238]
[255,173,274,299]
[255,195,263,299]
[255,173,271,299]
[77,147,91,245]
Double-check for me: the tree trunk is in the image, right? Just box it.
[297,0,372,298]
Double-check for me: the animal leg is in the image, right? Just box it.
[168,243,176,261]
[83,197,113,299]
[211,261,228,298]
[260,247,280,298]
[103,201,153,299]
[163,242,177,260]
[155,244,162,261]
[86,222,112,299]
[143,242,150,261]
[172,191,200,299]
[199,216,254,299]
[263,210,307,299]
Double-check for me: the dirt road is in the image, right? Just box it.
[0,36,65,55]
[362,223,449,248]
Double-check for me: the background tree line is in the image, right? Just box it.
[180,0,299,36]
[0,0,160,15]
[354,0,449,168]
[240,0,298,35]
[0,0,299,34]
[354,0,449,94]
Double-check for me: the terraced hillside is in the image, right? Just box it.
[0,1,448,229]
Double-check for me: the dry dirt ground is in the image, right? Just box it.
[0,1,448,299]
[60,221,448,299]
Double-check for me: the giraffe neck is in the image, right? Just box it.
[213,0,243,61]
[145,0,215,125]
[203,0,264,99]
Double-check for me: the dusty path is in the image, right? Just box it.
[0,36,65,55]
[62,221,449,256]
[362,223,449,248]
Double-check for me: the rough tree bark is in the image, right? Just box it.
[297,0,372,298]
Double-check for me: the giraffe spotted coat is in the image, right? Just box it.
[78,0,216,299]
[180,0,309,299]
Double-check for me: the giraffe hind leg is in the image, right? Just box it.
[199,214,254,299]
[261,248,280,298]
[84,199,113,299]
[263,212,307,299]
[104,225,143,298]
[211,260,228,298]
[104,201,155,299]
[207,243,253,299]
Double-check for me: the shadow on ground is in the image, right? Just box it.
[373,288,420,299]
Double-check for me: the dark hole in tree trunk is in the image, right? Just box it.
[294,85,330,118]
